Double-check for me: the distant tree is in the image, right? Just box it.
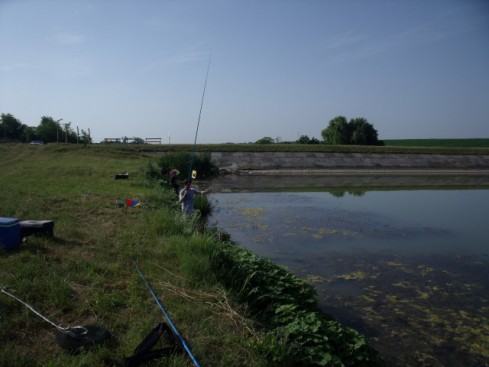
[297,135,311,144]
[255,136,274,144]
[36,116,61,143]
[60,122,79,143]
[22,126,38,142]
[297,135,321,144]
[80,129,92,144]
[321,116,381,145]
[0,113,25,141]
[349,118,381,145]
[1,114,91,144]
[321,116,350,145]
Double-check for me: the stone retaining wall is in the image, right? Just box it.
[211,152,489,172]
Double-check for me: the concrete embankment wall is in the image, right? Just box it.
[210,152,489,173]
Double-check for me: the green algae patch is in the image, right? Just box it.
[311,253,489,366]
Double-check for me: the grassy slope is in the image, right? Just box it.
[0,143,267,366]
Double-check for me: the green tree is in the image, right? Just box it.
[321,116,381,145]
[36,116,62,143]
[22,126,38,142]
[255,136,274,144]
[297,135,321,144]
[80,129,92,144]
[0,113,25,141]
[349,117,381,145]
[321,116,350,145]
[60,122,78,143]
[297,135,311,144]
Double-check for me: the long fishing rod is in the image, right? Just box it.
[188,53,212,181]
[133,261,201,367]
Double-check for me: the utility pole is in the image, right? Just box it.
[62,122,70,143]
[56,119,63,143]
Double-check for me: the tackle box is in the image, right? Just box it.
[20,220,54,238]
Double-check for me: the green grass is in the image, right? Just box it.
[0,143,267,366]
[0,143,380,366]
[383,138,489,148]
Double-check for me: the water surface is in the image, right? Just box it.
[208,186,489,367]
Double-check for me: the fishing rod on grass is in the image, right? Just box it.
[133,261,201,367]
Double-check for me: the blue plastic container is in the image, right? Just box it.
[0,217,21,251]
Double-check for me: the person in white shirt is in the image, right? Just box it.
[179,178,210,214]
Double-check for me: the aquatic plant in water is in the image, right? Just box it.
[310,253,489,366]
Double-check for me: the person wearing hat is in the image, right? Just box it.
[179,178,210,214]
[169,169,180,195]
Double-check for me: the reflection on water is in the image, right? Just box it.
[209,187,489,367]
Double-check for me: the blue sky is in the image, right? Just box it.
[1,0,488,144]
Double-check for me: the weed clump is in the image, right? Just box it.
[211,239,380,366]
[146,151,218,182]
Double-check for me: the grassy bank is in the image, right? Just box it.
[0,143,377,366]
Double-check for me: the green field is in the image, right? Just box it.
[382,138,489,148]
[0,143,378,366]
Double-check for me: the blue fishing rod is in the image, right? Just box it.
[188,53,212,181]
[134,261,201,367]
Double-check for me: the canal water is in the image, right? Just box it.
[207,176,489,367]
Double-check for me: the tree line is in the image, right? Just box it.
[2,112,380,146]
[0,113,92,144]
[256,116,382,146]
